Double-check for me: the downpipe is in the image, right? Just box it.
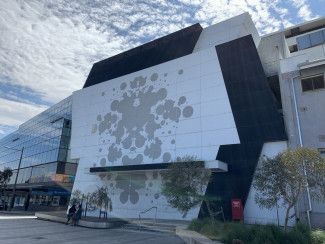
[290,76,312,228]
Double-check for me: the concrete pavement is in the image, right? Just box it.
[0,215,185,244]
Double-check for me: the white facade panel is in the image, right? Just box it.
[70,46,240,220]
[193,12,260,52]
[244,141,295,227]
[71,48,239,166]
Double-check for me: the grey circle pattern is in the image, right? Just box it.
[150,73,158,81]
[120,82,127,90]
[93,72,194,166]
[183,106,194,118]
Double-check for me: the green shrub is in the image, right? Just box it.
[221,222,249,243]
[200,220,222,238]
[189,219,321,244]
[311,229,325,244]
[221,223,314,244]
[287,223,312,244]
[188,218,205,232]
[188,218,223,239]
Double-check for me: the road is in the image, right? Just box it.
[0,215,185,244]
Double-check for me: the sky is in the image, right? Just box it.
[0,0,324,138]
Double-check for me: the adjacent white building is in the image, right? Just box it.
[258,16,325,228]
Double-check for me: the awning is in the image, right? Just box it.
[31,189,70,196]
[89,160,228,173]
[298,58,325,70]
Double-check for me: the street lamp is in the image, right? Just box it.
[3,146,24,211]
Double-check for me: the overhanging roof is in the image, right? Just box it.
[89,160,228,173]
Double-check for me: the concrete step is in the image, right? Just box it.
[122,223,176,233]
[35,212,126,229]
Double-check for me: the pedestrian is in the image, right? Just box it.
[66,204,76,225]
[72,204,82,226]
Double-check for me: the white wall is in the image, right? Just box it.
[193,12,260,52]
[258,32,286,76]
[70,46,241,220]
[244,141,295,227]
[71,47,239,167]
[280,44,325,73]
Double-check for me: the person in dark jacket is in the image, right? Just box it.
[72,204,82,226]
[66,204,76,224]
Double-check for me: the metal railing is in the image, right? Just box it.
[138,206,157,230]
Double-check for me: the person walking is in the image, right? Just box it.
[66,204,76,225]
[72,204,82,226]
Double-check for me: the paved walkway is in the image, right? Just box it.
[0,210,35,215]
[0,215,185,244]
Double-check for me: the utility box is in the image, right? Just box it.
[231,198,243,221]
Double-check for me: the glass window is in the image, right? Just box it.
[310,31,324,46]
[17,167,32,184]
[313,75,325,89]
[297,34,311,50]
[301,78,313,91]
[58,149,67,162]
[301,74,325,92]
[9,171,17,185]
[48,150,54,162]
[65,163,77,175]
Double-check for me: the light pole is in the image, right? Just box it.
[4,146,24,211]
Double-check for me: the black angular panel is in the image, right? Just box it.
[267,75,282,110]
[83,24,203,88]
[200,35,287,220]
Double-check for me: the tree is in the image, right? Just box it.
[89,186,112,219]
[161,156,212,218]
[0,168,13,203]
[253,147,325,230]
[69,189,83,206]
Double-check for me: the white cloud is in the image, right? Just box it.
[0,0,320,139]
[289,0,318,20]
[0,98,47,126]
[0,0,134,104]
[194,0,299,34]
[0,0,319,104]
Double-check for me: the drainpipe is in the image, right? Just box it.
[290,76,312,228]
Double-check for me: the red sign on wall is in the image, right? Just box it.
[231,199,243,221]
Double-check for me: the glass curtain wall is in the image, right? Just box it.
[0,96,72,182]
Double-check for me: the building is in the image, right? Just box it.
[1,13,324,226]
[257,17,325,228]
[69,13,290,224]
[0,96,77,211]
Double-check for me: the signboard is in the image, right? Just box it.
[29,174,75,184]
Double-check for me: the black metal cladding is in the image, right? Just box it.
[200,35,287,220]
[90,163,171,172]
[89,160,205,173]
[83,23,203,88]
[267,75,282,110]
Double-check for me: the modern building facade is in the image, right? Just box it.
[69,13,291,224]
[0,96,77,211]
[1,13,324,227]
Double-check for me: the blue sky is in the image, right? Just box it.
[0,0,324,138]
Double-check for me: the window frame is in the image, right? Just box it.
[301,73,325,92]
[296,29,325,50]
